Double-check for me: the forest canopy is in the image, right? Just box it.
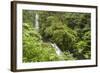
[23,10,91,62]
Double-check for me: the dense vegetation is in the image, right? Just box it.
[23,10,91,62]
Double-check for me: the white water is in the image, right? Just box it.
[51,43,62,56]
[35,13,39,31]
[35,14,63,57]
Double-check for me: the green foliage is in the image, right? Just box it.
[39,13,77,52]
[73,30,91,59]
[23,10,35,25]
[23,23,61,62]
[62,51,76,60]
[23,10,91,62]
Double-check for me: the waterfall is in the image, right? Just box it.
[35,13,64,60]
[35,13,39,31]
[51,43,62,56]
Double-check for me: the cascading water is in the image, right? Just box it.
[35,13,39,31]
[51,43,62,56]
[35,13,63,59]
